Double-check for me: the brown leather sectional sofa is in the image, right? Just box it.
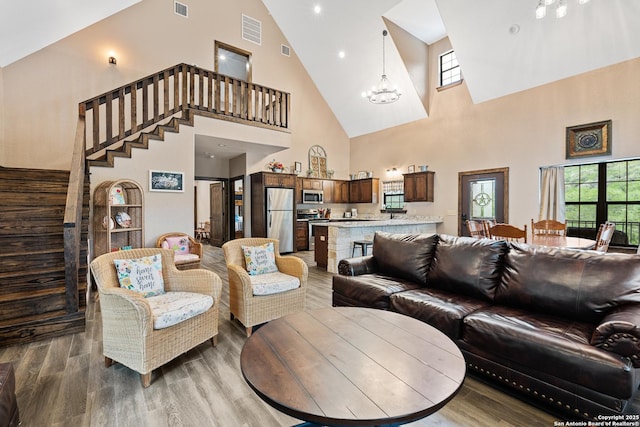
[332,232,640,420]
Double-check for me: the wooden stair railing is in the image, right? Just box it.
[84,63,291,161]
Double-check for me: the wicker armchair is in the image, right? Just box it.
[89,248,222,387]
[156,232,203,270]
[222,238,308,337]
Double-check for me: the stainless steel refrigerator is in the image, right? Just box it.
[266,187,294,253]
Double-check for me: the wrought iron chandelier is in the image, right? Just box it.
[363,30,401,104]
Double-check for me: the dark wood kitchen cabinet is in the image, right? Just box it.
[334,180,350,203]
[314,225,328,268]
[295,220,308,251]
[403,171,434,202]
[250,172,297,238]
[348,178,379,204]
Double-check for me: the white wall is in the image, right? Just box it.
[89,126,195,247]
[351,37,640,236]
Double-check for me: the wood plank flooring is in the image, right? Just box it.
[0,245,586,426]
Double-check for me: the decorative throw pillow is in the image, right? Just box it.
[162,235,190,255]
[242,242,278,275]
[113,254,165,297]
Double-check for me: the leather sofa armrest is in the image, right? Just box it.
[591,305,640,367]
[337,256,378,276]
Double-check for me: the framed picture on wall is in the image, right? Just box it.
[294,161,302,174]
[566,120,612,159]
[149,170,184,192]
[408,165,415,173]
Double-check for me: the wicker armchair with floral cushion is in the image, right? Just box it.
[90,248,221,387]
[222,238,308,337]
[156,232,203,270]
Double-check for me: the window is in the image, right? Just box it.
[383,180,404,210]
[215,41,252,82]
[564,159,640,246]
[440,50,461,87]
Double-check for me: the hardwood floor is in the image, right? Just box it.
[1,245,568,426]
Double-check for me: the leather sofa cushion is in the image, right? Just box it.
[332,273,422,310]
[372,232,437,285]
[427,234,508,301]
[390,288,491,340]
[496,244,640,323]
[462,306,636,399]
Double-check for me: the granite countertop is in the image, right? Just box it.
[314,217,442,228]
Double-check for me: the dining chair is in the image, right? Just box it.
[482,219,496,238]
[466,220,486,238]
[488,223,527,243]
[531,219,567,236]
[594,222,616,252]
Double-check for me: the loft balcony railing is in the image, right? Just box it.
[83,63,290,157]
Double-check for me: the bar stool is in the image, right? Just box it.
[352,240,373,257]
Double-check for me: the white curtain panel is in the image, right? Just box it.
[539,166,566,222]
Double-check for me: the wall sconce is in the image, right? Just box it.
[108,53,117,65]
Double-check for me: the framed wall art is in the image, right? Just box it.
[566,120,612,159]
[149,170,184,192]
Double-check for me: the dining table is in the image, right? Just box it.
[530,234,596,250]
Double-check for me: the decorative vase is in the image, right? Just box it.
[272,168,283,173]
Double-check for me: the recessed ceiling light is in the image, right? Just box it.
[509,24,520,35]
[313,4,321,14]
[338,51,345,59]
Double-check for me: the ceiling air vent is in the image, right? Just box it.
[281,44,291,57]
[174,1,188,18]
[242,14,262,45]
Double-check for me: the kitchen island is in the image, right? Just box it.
[314,218,442,273]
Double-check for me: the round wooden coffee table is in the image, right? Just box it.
[240,307,466,427]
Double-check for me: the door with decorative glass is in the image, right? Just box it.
[459,168,509,237]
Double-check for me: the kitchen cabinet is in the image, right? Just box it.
[295,178,303,204]
[314,225,328,268]
[295,221,308,251]
[403,171,435,202]
[348,178,379,204]
[303,179,323,190]
[322,180,335,203]
[92,179,144,258]
[261,172,296,188]
[332,180,350,203]
[250,172,296,239]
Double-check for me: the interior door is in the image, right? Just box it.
[459,168,509,236]
[210,182,226,246]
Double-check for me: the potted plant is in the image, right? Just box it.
[265,159,285,173]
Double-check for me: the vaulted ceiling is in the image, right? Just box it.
[262,0,640,137]
[2,0,640,139]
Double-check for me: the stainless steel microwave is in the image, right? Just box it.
[302,189,324,204]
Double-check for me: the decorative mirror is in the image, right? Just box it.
[308,145,328,178]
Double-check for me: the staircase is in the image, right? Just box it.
[0,63,291,346]
[87,110,194,168]
[0,167,89,345]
